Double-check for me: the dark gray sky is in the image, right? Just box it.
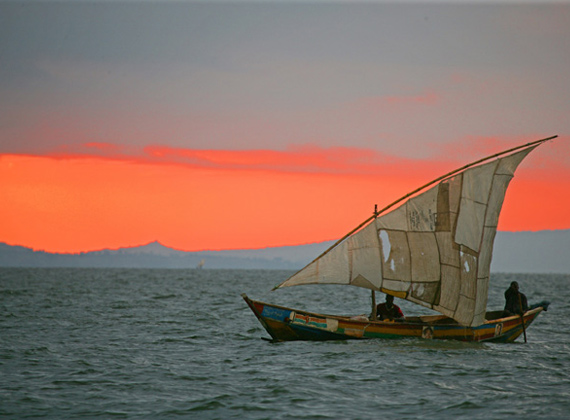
[1,1,568,158]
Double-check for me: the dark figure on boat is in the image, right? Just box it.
[504,281,528,316]
[376,294,404,321]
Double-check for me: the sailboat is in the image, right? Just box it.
[243,136,556,342]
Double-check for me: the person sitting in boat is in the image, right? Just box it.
[376,294,404,321]
[503,281,528,316]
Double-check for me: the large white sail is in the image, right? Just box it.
[276,143,544,327]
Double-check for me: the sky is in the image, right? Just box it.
[1,1,569,253]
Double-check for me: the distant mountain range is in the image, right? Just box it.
[0,230,568,273]
[0,240,332,270]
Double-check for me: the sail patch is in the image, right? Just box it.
[460,248,478,299]
[485,174,512,228]
[454,295,476,325]
[408,232,440,283]
[455,198,486,252]
[474,277,489,319]
[438,265,461,312]
[437,175,462,232]
[436,232,460,267]
[382,280,411,294]
[348,223,383,290]
[379,230,391,263]
[496,146,537,176]
[406,187,438,231]
[410,282,439,305]
[376,204,407,231]
[316,241,350,285]
[478,227,496,279]
[378,229,411,282]
[462,161,498,205]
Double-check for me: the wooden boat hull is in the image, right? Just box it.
[242,294,545,343]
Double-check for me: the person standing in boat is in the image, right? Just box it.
[504,281,528,316]
[376,294,405,321]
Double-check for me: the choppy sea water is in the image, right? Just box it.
[1,268,569,419]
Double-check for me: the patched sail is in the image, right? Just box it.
[276,140,550,327]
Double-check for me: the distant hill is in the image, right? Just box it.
[0,230,568,273]
[0,241,333,270]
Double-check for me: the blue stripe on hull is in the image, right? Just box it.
[260,305,291,322]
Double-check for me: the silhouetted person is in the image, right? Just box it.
[504,281,528,316]
[376,294,404,321]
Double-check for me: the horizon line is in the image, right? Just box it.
[2,228,569,255]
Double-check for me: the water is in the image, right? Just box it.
[1,268,569,419]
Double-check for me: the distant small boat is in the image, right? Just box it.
[243,136,556,342]
[196,259,205,269]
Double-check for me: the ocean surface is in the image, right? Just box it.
[1,268,569,419]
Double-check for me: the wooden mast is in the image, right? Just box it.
[370,204,379,319]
